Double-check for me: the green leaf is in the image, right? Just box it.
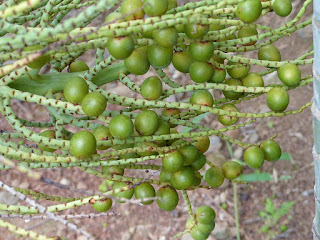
[279,152,292,161]
[181,113,210,133]
[237,172,273,182]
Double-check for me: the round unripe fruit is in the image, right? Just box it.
[124,49,150,75]
[107,36,134,60]
[205,166,225,188]
[109,115,134,139]
[69,60,89,72]
[121,0,144,20]
[190,226,209,240]
[236,0,262,23]
[277,63,301,86]
[189,41,214,62]
[160,169,172,183]
[190,90,214,107]
[218,104,239,126]
[193,136,210,153]
[222,161,243,180]
[243,146,264,169]
[260,140,282,162]
[113,181,134,202]
[93,126,112,150]
[242,73,264,87]
[258,45,281,62]
[161,108,180,128]
[196,206,216,224]
[170,167,195,190]
[70,130,96,158]
[273,0,292,17]
[92,198,112,212]
[238,27,258,46]
[222,78,243,100]
[105,12,124,23]
[172,51,193,73]
[134,183,156,205]
[162,150,184,173]
[192,175,202,187]
[168,0,177,10]
[153,120,170,146]
[156,186,179,211]
[210,68,226,83]
[197,222,215,236]
[227,62,250,79]
[266,87,289,112]
[143,0,168,16]
[102,165,124,176]
[148,45,173,68]
[184,23,209,39]
[39,130,56,152]
[135,110,159,136]
[140,76,163,100]
[178,145,200,166]
[191,152,207,171]
[153,27,178,47]
[81,92,107,117]
[189,62,214,83]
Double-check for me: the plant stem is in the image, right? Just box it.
[233,182,241,240]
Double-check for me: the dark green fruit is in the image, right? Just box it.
[170,166,195,190]
[238,27,258,46]
[70,130,96,158]
[277,63,301,86]
[222,161,243,180]
[93,125,112,150]
[162,150,184,173]
[196,206,216,224]
[143,0,168,16]
[178,145,199,166]
[184,23,209,39]
[109,115,134,139]
[160,169,172,182]
[191,152,207,171]
[243,146,264,169]
[210,68,226,83]
[218,104,239,126]
[141,76,163,100]
[266,87,289,112]
[101,165,124,176]
[113,181,134,202]
[69,60,89,72]
[153,27,178,47]
[121,0,144,20]
[227,61,250,79]
[242,73,264,87]
[189,41,214,62]
[92,198,112,212]
[135,110,159,136]
[192,174,202,187]
[273,0,292,17]
[168,0,177,10]
[175,24,185,33]
[156,186,179,211]
[205,166,225,188]
[105,12,124,23]
[172,51,193,73]
[161,108,180,128]
[258,45,281,62]
[222,78,243,100]
[211,55,225,64]
[190,90,214,107]
[81,92,107,117]
[189,62,214,83]
[153,120,170,146]
[260,140,282,162]
[39,130,56,152]
[193,136,210,153]
[236,0,262,23]
[124,49,150,75]
[190,226,209,240]
[148,45,173,68]
[107,36,134,60]
[134,182,156,205]
[209,18,225,31]
[197,222,215,235]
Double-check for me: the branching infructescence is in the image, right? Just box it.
[0,0,313,239]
